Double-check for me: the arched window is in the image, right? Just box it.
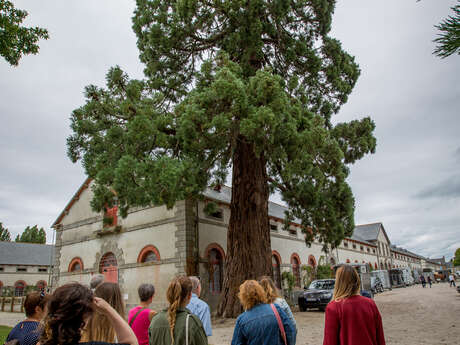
[0,281,3,296]
[330,257,336,266]
[68,257,83,272]
[14,281,26,297]
[308,255,317,268]
[272,251,282,289]
[346,259,351,263]
[137,245,161,263]
[291,254,301,288]
[99,252,118,283]
[354,260,358,263]
[208,249,223,294]
[374,262,378,269]
[37,281,47,291]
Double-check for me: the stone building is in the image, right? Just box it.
[51,178,427,311]
[0,242,54,296]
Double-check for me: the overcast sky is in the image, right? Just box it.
[1,1,459,260]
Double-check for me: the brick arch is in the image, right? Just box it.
[374,262,378,269]
[290,253,301,265]
[290,253,301,288]
[346,259,351,263]
[137,245,161,263]
[272,250,282,264]
[204,243,226,261]
[68,257,84,272]
[14,280,27,297]
[308,255,317,267]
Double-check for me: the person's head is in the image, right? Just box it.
[166,276,192,344]
[24,291,50,320]
[40,283,94,345]
[89,274,105,290]
[332,265,361,301]
[189,276,201,297]
[82,282,124,342]
[138,283,155,303]
[238,280,266,311]
[258,276,280,304]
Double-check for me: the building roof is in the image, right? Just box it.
[353,222,391,244]
[390,245,423,259]
[0,242,54,266]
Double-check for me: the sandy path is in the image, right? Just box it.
[209,282,460,345]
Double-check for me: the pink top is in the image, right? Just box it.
[128,306,152,345]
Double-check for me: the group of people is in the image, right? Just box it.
[6,264,386,345]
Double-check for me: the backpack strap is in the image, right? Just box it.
[129,307,147,327]
[186,314,191,345]
[270,304,287,345]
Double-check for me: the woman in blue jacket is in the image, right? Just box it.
[231,280,296,345]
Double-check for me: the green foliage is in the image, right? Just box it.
[454,248,460,266]
[0,222,11,241]
[433,1,460,58]
[301,264,315,287]
[0,0,49,66]
[316,264,333,279]
[68,0,376,254]
[282,271,295,292]
[0,325,13,345]
[203,201,219,216]
[15,225,46,244]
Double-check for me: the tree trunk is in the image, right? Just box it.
[217,138,272,318]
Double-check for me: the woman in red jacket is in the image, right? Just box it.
[323,265,386,345]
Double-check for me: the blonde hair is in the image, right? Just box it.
[332,265,361,301]
[81,282,125,342]
[258,276,280,304]
[238,280,266,310]
[166,276,192,345]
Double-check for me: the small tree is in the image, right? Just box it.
[0,222,11,241]
[0,0,49,66]
[15,225,46,244]
[454,248,460,267]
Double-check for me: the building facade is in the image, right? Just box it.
[0,242,54,296]
[51,178,436,311]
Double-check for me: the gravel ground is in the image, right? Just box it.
[209,282,460,345]
[1,283,458,344]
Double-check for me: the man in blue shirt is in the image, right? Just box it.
[186,276,213,337]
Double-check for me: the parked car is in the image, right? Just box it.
[457,285,460,294]
[298,279,335,311]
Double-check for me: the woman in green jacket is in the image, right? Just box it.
[149,276,208,345]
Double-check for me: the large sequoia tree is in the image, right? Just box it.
[68,0,376,317]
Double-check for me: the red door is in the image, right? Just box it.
[100,252,118,283]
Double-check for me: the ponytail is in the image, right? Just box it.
[166,276,192,345]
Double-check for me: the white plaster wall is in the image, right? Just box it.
[336,248,378,266]
[0,271,50,287]
[61,182,99,226]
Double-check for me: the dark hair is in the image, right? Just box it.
[40,283,94,345]
[24,291,50,317]
[138,283,155,302]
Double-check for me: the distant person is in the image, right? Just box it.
[323,265,385,345]
[39,283,137,345]
[90,274,105,290]
[258,276,297,332]
[448,273,456,287]
[186,276,212,337]
[128,284,157,345]
[149,276,207,345]
[427,276,432,288]
[81,282,126,342]
[6,291,50,345]
[420,275,426,288]
[231,280,296,345]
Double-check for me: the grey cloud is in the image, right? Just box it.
[414,175,460,199]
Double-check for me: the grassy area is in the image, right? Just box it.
[0,325,12,344]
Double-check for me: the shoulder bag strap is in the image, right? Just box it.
[270,304,287,345]
[129,307,147,327]
[186,314,190,345]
